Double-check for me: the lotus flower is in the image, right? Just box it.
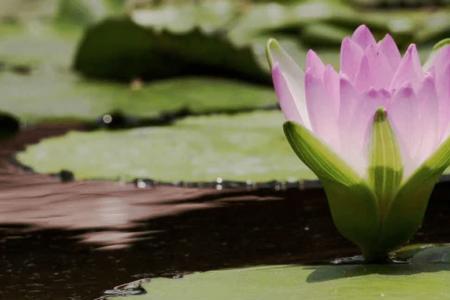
[267,25,450,261]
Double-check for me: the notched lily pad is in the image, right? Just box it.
[17,111,314,182]
[73,18,269,83]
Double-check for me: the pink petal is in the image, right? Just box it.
[267,40,312,129]
[351,24,376,49]
[337,77,370,174]
[338,76,358,131]
[340,37,363,81]
[435,65,450,139]
[378,34,401,70]
[323,64,340,116]
[364,44,395,89]
[351,89,389,150]
[305,70,339,150]
[416,76,439,160]
[390,44,424,91]
[305,49,325,77]
[428,45,450,76]
[388,86,420,176]
[354,55,372,92]
[272,64,303,125]
[429,47,450,139]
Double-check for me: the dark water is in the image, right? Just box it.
[1,126,450,300]
[3,185,450,300]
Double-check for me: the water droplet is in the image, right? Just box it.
[98,111,132,129]
[102,114,113,124]
[274,184,280,191]
[299,180,305,190]
[304,226,310,231]
[134,178,154,189]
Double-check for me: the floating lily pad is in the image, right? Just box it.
[0,0,58,22]
[0,0,122,69]
[130,0,239,34]
[57,0,125,26]
[108,261,450,300]
[0,71,276,123]
[0,22,80,68]
[17,111,314,182]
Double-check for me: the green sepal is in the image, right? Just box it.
[432,38,450,51]
[283,121,361,186]
[283,121,381,257]
[380,134,450,253]
[368,109,403,216]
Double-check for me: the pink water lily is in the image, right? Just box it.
[272,25,450,179]
[267,25,450,261]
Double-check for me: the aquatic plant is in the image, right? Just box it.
[267,25,450,261]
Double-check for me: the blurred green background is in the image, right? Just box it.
[4,0,450,182]
[2,0,450,123]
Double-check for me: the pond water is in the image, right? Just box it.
[2,126,450,300]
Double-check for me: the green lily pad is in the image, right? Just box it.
[57,0,125,26]
[0,22,80,68]
[0,0,58,22]
[228,1,356,44]
[0,71,276,123]
[17,111,314,182]
[108,262,450,300]
[0,0,124,68]
[130,1,239,34]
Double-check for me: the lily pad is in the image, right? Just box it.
[17,111,314,182]
[0,0,124,68]
[108,262,450,300]
[130,0,239,34]
[0,0,58,22]
[57,0,125,26]
[0,71,276,123]
[0,22,80,68]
